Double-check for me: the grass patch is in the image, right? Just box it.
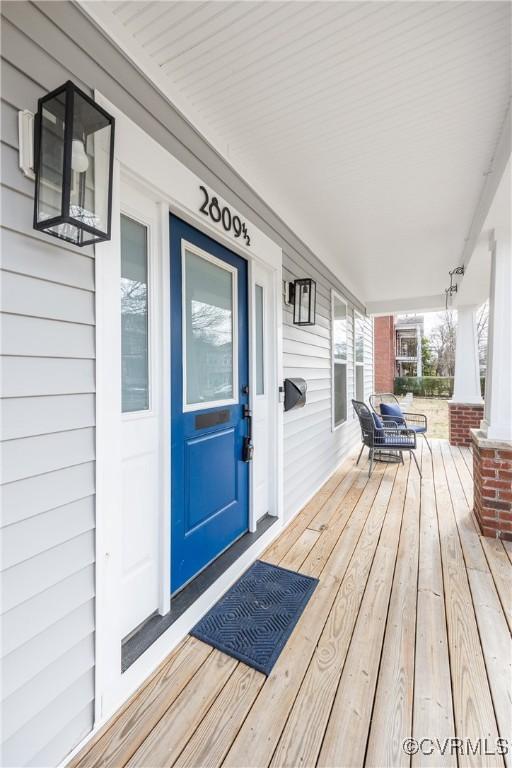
[403,397,449,439]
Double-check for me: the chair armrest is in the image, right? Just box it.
[372,418,404,444]
[403,412,428,429]
[380,418,402,428]
[380,414,407,429]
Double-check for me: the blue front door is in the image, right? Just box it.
[170,215,250,593]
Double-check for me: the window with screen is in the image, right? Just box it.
[354,312,365,403]
[332,292,347,428]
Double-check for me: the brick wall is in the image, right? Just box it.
[472,432,512,540]
[374,316,395,393]
[448,402,484,446]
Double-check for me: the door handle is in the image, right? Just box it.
[243,404,254,462]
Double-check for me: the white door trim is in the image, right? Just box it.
[94,92,283,722]
[119,186,163,637]
[250,262,277,531]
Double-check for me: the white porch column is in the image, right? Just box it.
[482,227,512,441]
[452,305,483,404]
[416,324,422,377]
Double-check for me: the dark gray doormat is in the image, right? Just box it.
[190,560,318,675]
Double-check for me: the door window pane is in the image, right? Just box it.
[185,250,234,406]
[121,215,149,413]
[255,284,264,395]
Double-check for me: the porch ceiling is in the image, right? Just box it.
[455,159,511,309]
[84,1,511,309]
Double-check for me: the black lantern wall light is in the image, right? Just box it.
[33,81,115,246]
[286,278,317,326]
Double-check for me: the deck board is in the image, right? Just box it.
[173,664,265,768]
[412,445,456,767]
[317,459,410,767]
[441,446,512,767]
[365,449,421,767]
[270,463,400,768]
[432,442,503,768]
[72,638,212,768]
[261,455,355,565]
[71,440,511,768]
[502,539,512,566]
[127,650,237,767]
[223,466,389,768]
[460,444,474,475]
[279,527,321,571]
[480,537,512,633]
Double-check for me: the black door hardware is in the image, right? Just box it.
[243,404,254,462]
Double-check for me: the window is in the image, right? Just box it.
[121,214,149,413]
[332,291,347,428]
[354,312,365,402]
[183,247,236,408]
[255,284,265,395]
[396,330,417,358]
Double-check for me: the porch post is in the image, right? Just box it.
[481,228,512,441]
[416,324,422,377]
[448,305,484,446]
[472,227,512,540]
[453,306,483,402]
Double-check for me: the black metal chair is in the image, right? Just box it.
[352,399,421,477]
[369,392,431,453]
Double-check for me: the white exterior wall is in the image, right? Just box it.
[0,2,373,765]
[1,60,96,768]
[283,254,373,520]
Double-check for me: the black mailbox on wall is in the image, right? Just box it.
[284,378,307,412]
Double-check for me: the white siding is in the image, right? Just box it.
[0,2,374,764]
[1,17,96,765]
[282,254,373,521]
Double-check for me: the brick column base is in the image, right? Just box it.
[448,401,484,446]
[471,429,512,540]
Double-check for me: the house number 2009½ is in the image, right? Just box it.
[199,186,251,246]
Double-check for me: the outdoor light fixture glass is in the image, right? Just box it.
[291,278,316,326]
[33,80,115,246]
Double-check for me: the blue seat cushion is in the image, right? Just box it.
[380,402,406,425]
[384,436,414,447]
[409,424,427,434]
[373,435,415,448]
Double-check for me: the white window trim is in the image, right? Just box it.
[331,289,349,432]
[354,309,365,405]
[181,239,239,413]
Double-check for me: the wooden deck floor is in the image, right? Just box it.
[72,440,511,768]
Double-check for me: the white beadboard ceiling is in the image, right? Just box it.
[84,1,511,309]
